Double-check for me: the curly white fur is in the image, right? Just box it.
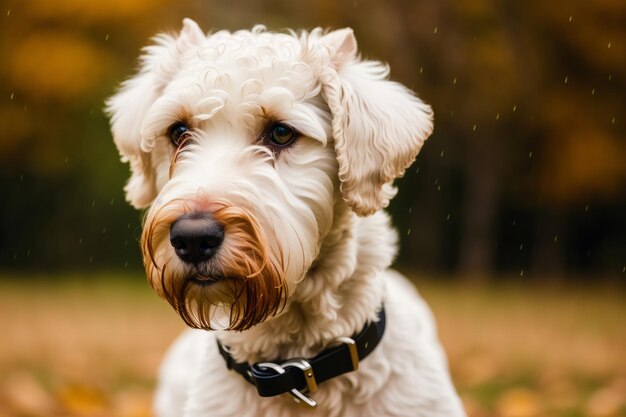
[107,19,465,417]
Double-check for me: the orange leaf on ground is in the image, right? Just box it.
[496,388,542,417]
[2,372,58,417]
[57,383,108,416]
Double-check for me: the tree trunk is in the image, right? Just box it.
[458,146,498,281]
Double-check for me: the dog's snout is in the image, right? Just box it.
[169,213,224,264]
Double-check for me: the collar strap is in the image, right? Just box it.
[217,307,386,407]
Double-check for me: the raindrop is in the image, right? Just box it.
[408,207,412,214]
[608,74,612,81]
[519,244,524,250]
[26,249,31,256]
[79,237,83,244]
[553,235,558,243]
[496,113,500,120]
[452,77,457,85]
[433,26,438,34]
[611,117,615,124]
[591,88,595,95]
[105,33,109,41]
[64,157,69,163]
[437,185,441,191]
[102,227,107,235]
[607,42,611,49]
[124,261,128,268]
[472,124,477,131]
[446,214,450,221]
[440,150,445,157]
[415,167,420,174]
[89,256,94,263]
[512,105,517,112]
[407,228,411,236]
[110,198,115,205]
[512,219,516,226]
[568,16,572,22]
[520,269,524,277]
[92,201,96,206]
[419,67,423,74]
[564,76,568,84]
[529,151,533,158]
[10,92,13,100]
[7,9,10,16]
[585,205,589,212]
[124,240,128,246]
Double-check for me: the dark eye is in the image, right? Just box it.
[168,122,190,146]
[268,123,297,146]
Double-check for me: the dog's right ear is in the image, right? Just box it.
[106,18,204,208]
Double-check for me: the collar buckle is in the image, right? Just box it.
[256,361,318,409]
[334,336,359,371]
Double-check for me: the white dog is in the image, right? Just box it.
[107,19,466,417]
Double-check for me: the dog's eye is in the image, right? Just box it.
[168,122,190,146]
[268,123,297,146]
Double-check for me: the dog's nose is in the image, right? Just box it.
[169,213,224,264]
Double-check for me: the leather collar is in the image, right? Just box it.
[216,306,386,408]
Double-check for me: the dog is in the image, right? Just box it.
[107,19,466,417]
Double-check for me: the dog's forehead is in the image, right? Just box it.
[157,30,322,124]
[178,30,305,81]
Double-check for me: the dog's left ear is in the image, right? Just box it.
[106,18,205,208]
[320,28,433,216]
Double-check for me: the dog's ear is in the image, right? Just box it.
[106,18,204,208]
[320,28,433,216]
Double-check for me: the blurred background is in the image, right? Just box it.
[0,0,624,416]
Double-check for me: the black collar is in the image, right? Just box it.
[216,306,386,409]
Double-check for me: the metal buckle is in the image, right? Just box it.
[256,362,317,409]
[282,358,318,393]
[334,336,359,371]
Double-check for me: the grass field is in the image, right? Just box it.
[1,273,624,417]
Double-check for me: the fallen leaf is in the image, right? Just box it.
[496,388,542,417]
[2,371,58,416]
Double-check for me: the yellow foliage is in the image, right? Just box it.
[21,0,169,22]
[538,130,626,204]
[9,31,115,101]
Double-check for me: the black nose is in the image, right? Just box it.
[169,213,224,264]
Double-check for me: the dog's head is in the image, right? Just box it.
[107,19,432,331]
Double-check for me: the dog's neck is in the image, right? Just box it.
[217,203,397,363]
